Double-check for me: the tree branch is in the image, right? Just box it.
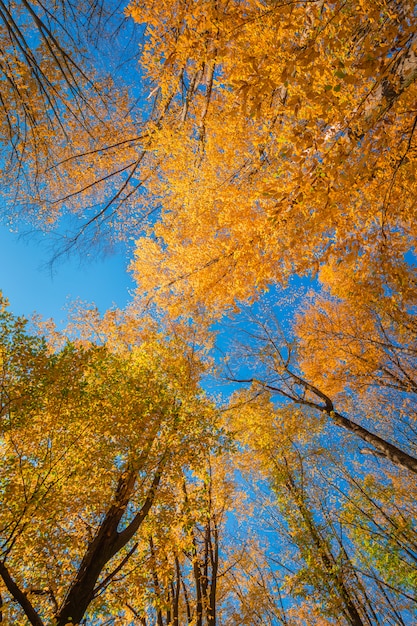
[0,561,44,626]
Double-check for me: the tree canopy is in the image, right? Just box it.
[127,0,417,315]
[1,0,417,624]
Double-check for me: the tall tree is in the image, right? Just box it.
[232,391,417,625]
[225,308,417,473]
[0,296,220,624]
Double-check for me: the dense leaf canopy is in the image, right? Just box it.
[1,1,417,624]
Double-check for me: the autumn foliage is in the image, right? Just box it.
[1,0,417,624]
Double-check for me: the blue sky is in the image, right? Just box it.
[0,4,144,328]
[0,223,135,326]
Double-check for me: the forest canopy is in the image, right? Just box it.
[1,0,417,624]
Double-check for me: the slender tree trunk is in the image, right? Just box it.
[192,555,204,626]
[285,472,366,626]
[166,588,172,626]
[0,562,43,626]
[181,577,192,623]
[326,408,417,474]
[207,522,218,626]
[149,536,164,626]
[241,372,417,474]
[172,556,181,626]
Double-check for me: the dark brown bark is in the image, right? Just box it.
[192,553,204,626]
[0,561,44,626]
[54,459,166,626]
[93,542,138,596]
[181,576,192,623]
[149,536,164,626]
[207,520,219,626]
[200,523,210,616]
[165,589,172,625]
[182,479,204,626]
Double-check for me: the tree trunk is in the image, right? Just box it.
[243,372,417,475]
[55,461,165,625]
